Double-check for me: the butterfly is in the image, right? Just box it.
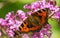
[18,8,49,33]
[14,8,50,36]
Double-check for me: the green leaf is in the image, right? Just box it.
[48,18,60,38]
[56,0,60,6]
[48,18,60,32]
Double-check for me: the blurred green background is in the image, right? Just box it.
[0,0,60,38]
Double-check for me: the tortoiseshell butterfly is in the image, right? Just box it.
[19,8,49,33]
[14,8,50,36]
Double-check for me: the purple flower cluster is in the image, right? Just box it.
[0,0,60,38]
[24,0,60,19]
[0,10,27,37]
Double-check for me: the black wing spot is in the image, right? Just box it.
[21,24,24,27]
[14,32,18,36]
[19,27,21,30]
[37,10,42,13]
[42,9,46,11]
